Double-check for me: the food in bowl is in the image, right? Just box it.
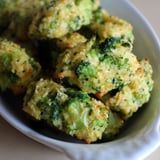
[0,0,154,143]
[0,39,41,94]
[23,79,108,144]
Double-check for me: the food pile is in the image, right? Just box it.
[0,0,153,143]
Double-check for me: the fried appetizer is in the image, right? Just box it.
[103,110,124,139]
[23,79,108,143]
[0,39,41,94]
[3,0,51,41]
[107,60,153,119]
[55,38,140,97]
[29,0,94,39]
[41,32,87,68]
[90,8,134,48]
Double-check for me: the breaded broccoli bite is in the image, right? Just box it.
[0,39,41,94]
[3,0,51,41]
[40,32,87,70]
[103,110,124,140]
[23,79,108,143]
[39,32,87,69]
[55,38,140,97]
[29,0,94,39]
[90,8,134,49]
[107,60,153,119]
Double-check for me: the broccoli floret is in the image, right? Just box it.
[0,39,41,94]
[89,8,134,47]
[23,79,108,143]
[108,60,154,119]
[2,0,52,41]
[29,0,94,39]
[55,39,139,97]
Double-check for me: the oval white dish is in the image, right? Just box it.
[0,0,160,160]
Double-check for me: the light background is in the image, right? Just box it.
[0,0,160,160]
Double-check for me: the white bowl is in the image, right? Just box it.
[1,0,160,159]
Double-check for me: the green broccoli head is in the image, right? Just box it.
[0,39,41,94]
[29,0,94,39]
[23,79,108,143]
[55,38,140,97]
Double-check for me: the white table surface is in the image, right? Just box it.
[0,0,160,160]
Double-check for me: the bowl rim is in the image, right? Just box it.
[1,0,160,159]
